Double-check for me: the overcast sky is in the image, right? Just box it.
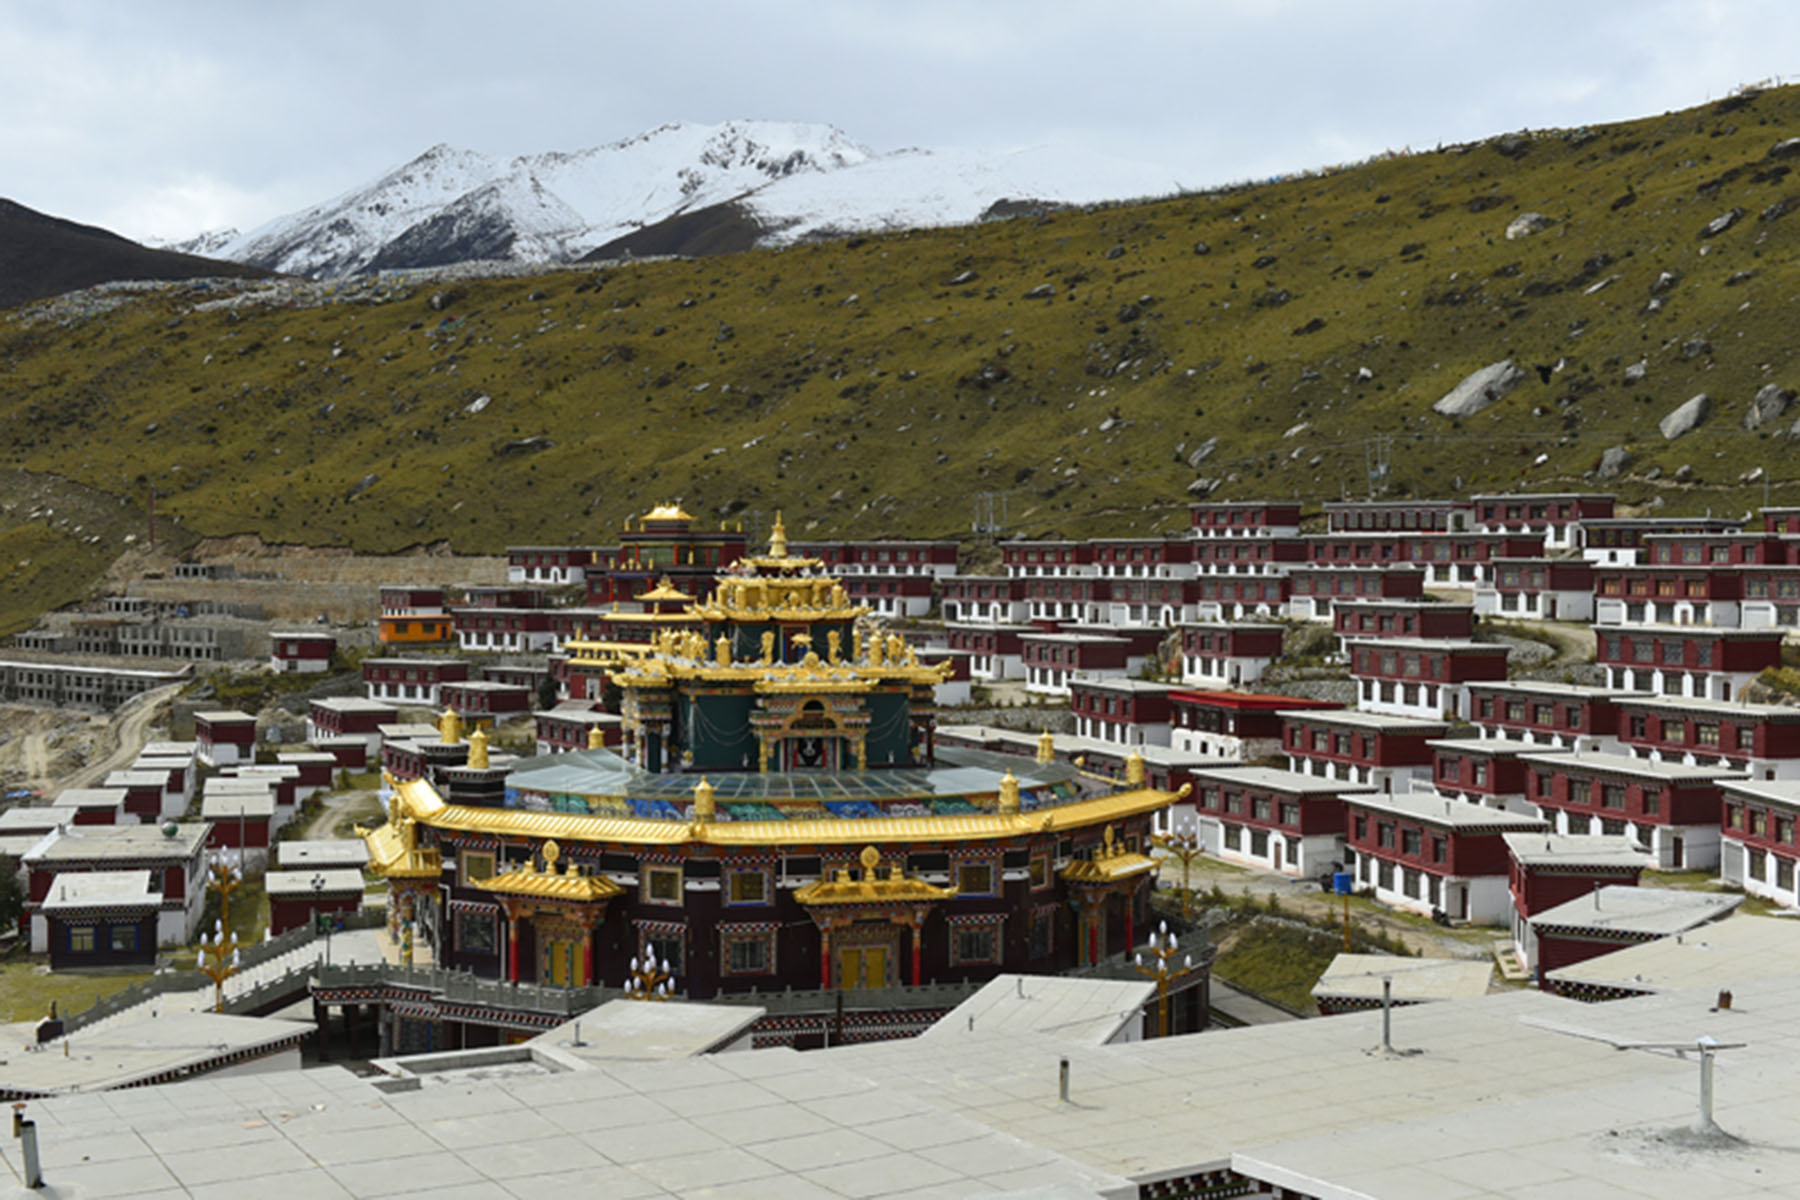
[7,0,1797,243]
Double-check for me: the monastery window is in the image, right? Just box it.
[1225,792,1243,815]
[952,924,1002,966]
[1223,824,1242,851]
[1251,797,1272,821]
[643,865,683,904]
[721,926,776,976]
[1401,829,1422,857]
[111,925,139,953]
[1279,803,1300,827]
[1250,829,1269,857]
[1661,642,1685,666]
[727,869,770,905]
[1752,810,1769,838]
[643,929,686,973]
[1695,641,1714,667]
[1662,720,1686,743]
[460,851,495,887]
[1030,908,1054,958]
[1430,836,1446,863]
[1473,761,1489,788]
[956,863,996,896]
[1629,715,1648,739]
[1600,817,1627,836]
[1506,701,1526,722]
[1029,855,1050,889]
[1696,723,1721,747]
[1534,772,1553,798]
[1402,868,1422,899]
[1534,704,1554,726]
[1781,858,1797,891]
[1377,860,1395,890]
[1747,577,1771,598]
[1377,823,1395,849]
[456,907,498,954]
[1601,784,1627,810]
[1438,757,1459,780]
[1353,814,1368,841]
[1642,791,1660,816]
[1782,817,1796,844]
[1633,641,1655,664]
[67,925,96,955]
[1781,578,1800,600]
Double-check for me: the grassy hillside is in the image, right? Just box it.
[3,87,1799,631]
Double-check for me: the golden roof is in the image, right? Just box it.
[360,802,443,879]
[471,839,623,903]
[793,845,956,906]
[643,503,694,521]
[638,577,694,603]
[1061,824,1160,884]
[374,774,1178,852]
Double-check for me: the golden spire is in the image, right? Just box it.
[468,726,489,770]
[1125,748,1146,787]
[587,724,606,751]
[439,707,462,746]
[998,769,1021,813]
[693,777,716,825]
[768,510,789,558]
[1037,729,1055,765]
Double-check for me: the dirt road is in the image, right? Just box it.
[51,683,185,797]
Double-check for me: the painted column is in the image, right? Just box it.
[1124,894,1134,959]
[507,916,520,983]
[910,917,923,986]
[819,924,832,989]
[582,933,594,986]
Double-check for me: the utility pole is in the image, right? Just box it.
[1364,436,1394,501]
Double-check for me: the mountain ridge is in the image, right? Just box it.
[168,120,1189,278]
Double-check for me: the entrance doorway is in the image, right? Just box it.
[838,945,888,989]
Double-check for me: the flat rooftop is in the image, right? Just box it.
[1345,790,1549,831]
[1312,954,1495,1004]
[1530,884,1742,937]
[1546,912,1800,995]
[1503,832,1655,869]
[1517,748,1750,784]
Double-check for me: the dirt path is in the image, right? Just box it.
[1165,855,1500,960]
[50,682,184,796]
[297,787,382,841]
[1487,617,1597,670]
[21,734,49,788]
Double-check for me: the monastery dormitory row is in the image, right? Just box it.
[318,494,1800,983]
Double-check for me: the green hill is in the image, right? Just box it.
[3,86,1799,634]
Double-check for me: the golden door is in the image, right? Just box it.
[838,945,887,989]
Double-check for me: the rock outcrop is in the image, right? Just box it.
[1433,360,1526,417]
[1659,393,1711,440]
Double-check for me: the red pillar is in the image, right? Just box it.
[820,926,832,988]
[1088,914,1099,965]
[507,918,520,983]
[910,921,922,986]
[1124,898,1135,959]
[582,936,593,986]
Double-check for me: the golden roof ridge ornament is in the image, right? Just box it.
[768,510,789,558]
[998,769,1021,814]
[1037,730,1055,765]
[468,726,490,770]
[439,707,462,746]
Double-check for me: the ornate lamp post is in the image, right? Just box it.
[1134,920,1192,1038]
[624,953,676,1001]
[1152,813,1205,921]
[198,853,246,1011]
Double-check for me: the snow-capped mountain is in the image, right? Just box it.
[178,120,1189,279]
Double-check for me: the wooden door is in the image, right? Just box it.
[839,945,888,989]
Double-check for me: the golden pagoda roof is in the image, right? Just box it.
[360,802,443,879]
[470,839,623,903]
[643,503,694,521]
[637,577,694,603]
[374,774,1178,852]
[794,846,956,906]
[1061,824,1160,884]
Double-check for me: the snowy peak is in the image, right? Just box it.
[190,120,1182,279]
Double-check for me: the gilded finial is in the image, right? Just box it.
[439,707,462,746]
[693,777,715,824]
[769,510,789,558]
[1102,824,1117,857]
[998,769,1020,813]
[716,634,732,667]
[760,630,775,665]
[587,724,606,750]
[542,839,560,872]
[1036,729,1055,765]
[1125,748,1146,786]
[827,629,842,664]
[468,726,489,770]
[859,845,880,875]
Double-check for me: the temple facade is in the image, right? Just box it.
[361,517,1186,1003]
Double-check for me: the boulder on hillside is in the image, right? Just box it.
[1597,445,1634,479]
[1744,383,1793,430]
[1505,212,1554,239]
[1023,283,1055,300]
[1772,137,1800,159]
[1433,360,1526,417]
[1701,208,1745,238]
[1660,394,1711,440]
[1187,438,1219,469]
[1623,359,1649,384]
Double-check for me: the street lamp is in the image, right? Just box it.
[310,872,333,967]
[1133,920,1192,1038]
[624,954,676,1001]
[1152,813,1205,922]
